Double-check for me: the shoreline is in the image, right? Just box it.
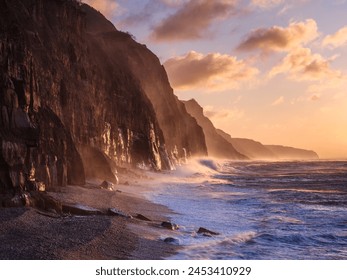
[2,159,346,260]
[0,170,180,260]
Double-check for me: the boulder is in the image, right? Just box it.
[99,180,117,191]
[135,213,152,221]
[80,146,119,183]
[197,227,219,236]
[3,195,25,208]
[25,191,62,214]
[163,237,179,245]
[107,208,132,219]
[99,180,109,189]
[161,221,179,230]
[62,204,103,216]
[37,182,46,192]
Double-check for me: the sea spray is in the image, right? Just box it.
[142,159,347,259]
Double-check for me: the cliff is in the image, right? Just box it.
[265,145,319,160]
[0,0,206,194]
[216,129,319,160]
[182,99,318,160]
[216,129,277,159]
[83,5,208,159]
[126,48,208,159]
[183,99,247,160]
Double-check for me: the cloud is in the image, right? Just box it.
[204,106,245,121]
[251,0,284,9]
[307,74,347,96]
[310,95,320,101]
[151,0,238,42]
[269,47,342,81]
[120,1,161,27]
[271,96,285,106]
[289,93,321,105]
[83,0,119,19]
[163,51,259,91]
[251,0,312,15]
[237,19,318,52]
[275,0,312,15]
[120,0,189,28]
[160,0,188,7]
[323,26,347,48]
[277,4,291,15]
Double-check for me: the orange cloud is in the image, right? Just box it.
[83,0,119,19]
[269,47,341,81]
[323,26,347,48]
[271,96,285,106]
[164,51,259,91]
[151,0,237,41]
[237,19,318,52]
[307,74,347,96]
[204,105,245,122]
[310,95,320,101]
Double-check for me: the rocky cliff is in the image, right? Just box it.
[0,0,206,194]
[182,98,318,160]
[183,99,247,160]
[265,145,319,160]
[81,4,207,159]
[216,129,319,160]
[216,129,277,159]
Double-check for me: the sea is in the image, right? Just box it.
[144,159,347,260]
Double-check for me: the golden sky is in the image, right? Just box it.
[84,0,347,159]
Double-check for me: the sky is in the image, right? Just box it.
[84,0,347,159]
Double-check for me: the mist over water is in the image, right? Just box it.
[146,159,347,259]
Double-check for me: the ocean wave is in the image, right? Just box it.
[150,160,347,259]
[257,233,309,245]
[267,188,345,194]
[197,158,222,172]
[169,231,258,260]
[262,215,304,224]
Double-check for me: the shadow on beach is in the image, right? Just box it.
[0,178,178,260]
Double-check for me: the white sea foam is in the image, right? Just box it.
[267,188,344,194]
[143,159,347,259]
[168,231,258,260]
[262,215,304,224]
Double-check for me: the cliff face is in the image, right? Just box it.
[127,49,208,158]
[183,99,247,160]
[265,145,319,160]
[183,98,318,161]
[1,0,194,192]
[216,129,319,160]
[82,5,207,159]
[216,129,277,160]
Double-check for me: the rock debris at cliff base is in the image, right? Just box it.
[0,181,177,260]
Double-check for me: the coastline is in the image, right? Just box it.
[0,170,179,260]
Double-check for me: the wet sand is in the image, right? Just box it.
[0,172,179,260]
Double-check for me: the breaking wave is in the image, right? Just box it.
[147,160,347,259]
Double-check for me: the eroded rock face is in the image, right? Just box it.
[80,4,208,160]
[123,43,208,159]
[216,129,319,160]
[265,145,319,160]
[183,99,247,160]
[0,0,175,192]
[216,129,277,160]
